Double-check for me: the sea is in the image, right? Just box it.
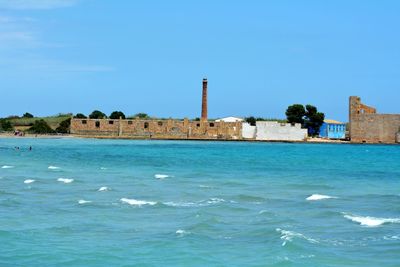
[0,138,399,267]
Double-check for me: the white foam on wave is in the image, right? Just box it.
[48,166,60,170]
[154,174,169,179]
[100,167,107,170]
[384,235,400,240]
[343,213,400,227]
[164,201,198,207]
[163,197,226,207]
[24,179,35,184]
[78,199,92,204]
[207,198,225,204]
[98,186,109,192]
[1,165,14,169]
[306,194,337,201]
[276,228,319,246]
[57,178,74,184]
[176,229,190,236]
[120,198,156,206]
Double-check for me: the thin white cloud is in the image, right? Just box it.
[0,0,78,10]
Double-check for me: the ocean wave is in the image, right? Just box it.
[383,235,400,240]
[1,165,14,169]
[306,194,337,201]
[120,198,156,206]
[163,201,198,207]
[98,186,109,192]
[176,229,191,236]
[48,166,60,170]
[235,194,266,202]
[100,167,107,170]
[163,198,226,208]
[343,213,400,227]
[154,174,169,179]
[78,199,92,204]
[57,178,74,184]
[24,179,35,184]
[276,228,319,246]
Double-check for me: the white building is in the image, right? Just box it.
[242,121,307,141]
[215,117,244,122]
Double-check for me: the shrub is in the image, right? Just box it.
[74,113,87,119]
[0,119,13,131]
[89,110,106,119]
[134,113,150,119]
[28,120,55,134]
[22,112,34,118]
[109,111,126,119]
[55,118,71,134]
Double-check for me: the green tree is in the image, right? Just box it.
[109,111,126,119]
[134,113,150,119]
[28,120,55,134]
[22,112,34,118]
[285,104,306,124]
[304,105,325,136]
[89,110,106,119]
[55,118,71,134]
[74,113,87,119]
[245,116,256,126]
[0,119,13,131]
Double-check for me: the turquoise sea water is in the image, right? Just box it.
[0,138,399,267]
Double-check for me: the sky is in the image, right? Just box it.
[1,0,399,121]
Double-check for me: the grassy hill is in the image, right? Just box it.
[9,115,71,131]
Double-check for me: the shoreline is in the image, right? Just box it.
[1,133,397,145]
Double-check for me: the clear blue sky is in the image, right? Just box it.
[1,0,399,122]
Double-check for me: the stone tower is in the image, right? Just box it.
[201,78,208,121]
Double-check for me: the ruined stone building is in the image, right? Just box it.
[349,96,400,143]
[70,79,242,140]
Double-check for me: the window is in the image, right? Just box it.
[196,123,200,127]
[144,122,149,129]
[109,120,114,125]
[82,120,87,124]
[95,121,100,128]
[158,121,163,126]
[209,123,214,127]
[128,121,133,125]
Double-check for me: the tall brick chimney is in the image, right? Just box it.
[201,78,208,121]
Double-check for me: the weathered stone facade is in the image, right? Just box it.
[70,118,242,140]
[349,96,400,144]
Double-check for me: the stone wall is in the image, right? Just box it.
[70,118,242,140]
[349,96,400,143]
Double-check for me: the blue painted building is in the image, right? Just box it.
[319,119,346,139]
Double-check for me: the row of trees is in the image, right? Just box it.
[74,111,150,120]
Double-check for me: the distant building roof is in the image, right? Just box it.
[324,119,344,124]
[215,116,244,122]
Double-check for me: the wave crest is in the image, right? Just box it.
[306,194,337,201]
[120,198,156,206]
[343,213,400,227]
[276,228,319,246]
[57,178,74,184]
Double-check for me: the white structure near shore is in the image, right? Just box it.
[215,117,244,122]
[242,121,307,141]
